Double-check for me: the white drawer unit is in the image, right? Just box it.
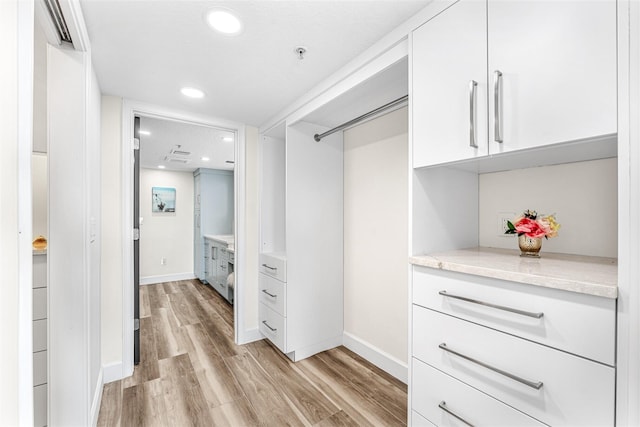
[411,410,436,427]
[259,252,287,282]
[413,305,615,426]
[259,302,286,352]
[413,267,616,365]
[259,273,286,316]
[412,359,544,427]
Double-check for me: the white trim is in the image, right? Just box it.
[89,368,103,427]
[343,332,408,384]
[101,362,123,385]
[140,273,196,286]
[58,0,90,52]
[121,99,247,379]
[18,1,35,424]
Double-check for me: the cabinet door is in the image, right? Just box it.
[412,0,488,168]
[488,0,617,153]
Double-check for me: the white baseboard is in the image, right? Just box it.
[102,361,124,384]
[237,327,263,345]
[290,334,344,362]
[140,272,196,286]
[342,332,408,384]
[90,367,104,427]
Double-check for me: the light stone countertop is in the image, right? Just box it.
[410,247,618,299]
[203,234,234,246]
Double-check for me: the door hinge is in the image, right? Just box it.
[134,318,140,331]
[133,137,140,150]
[133,228,140,241]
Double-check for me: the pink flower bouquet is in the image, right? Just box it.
[505,210,560,239]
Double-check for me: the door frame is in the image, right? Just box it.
[120,100,247,378]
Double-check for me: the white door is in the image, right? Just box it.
[412,0,488,168]
[488,0,617,154]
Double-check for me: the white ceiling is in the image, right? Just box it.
[139,116,235,172]
[79,0,430,128]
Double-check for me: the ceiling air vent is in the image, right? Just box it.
[170,148,191,156]
[42,0,73,44]
[164,156,190,164]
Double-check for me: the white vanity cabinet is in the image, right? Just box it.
[412,0,617,168]
[409,253,617,426]
[204,235,234,304]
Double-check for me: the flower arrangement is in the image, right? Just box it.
[505,209,560,239]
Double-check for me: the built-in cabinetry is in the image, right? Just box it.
[409,251,617,426]
[259,122,343,361]
[412,0,617,167]
[409,1,620,425]
[193,168,233,281]
[33,251,47,427]
[204,235,234,304]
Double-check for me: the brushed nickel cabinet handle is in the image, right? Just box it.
[438,401,475,427]
[262,264,277,271]
[494,70,503,143]
[262,320,277,333]
[469,80,478,148]
[261,289,277,298]
[439,343,543,390]
[439,290,544,319]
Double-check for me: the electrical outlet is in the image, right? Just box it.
[497,212,516,236]
[160,257,166,265]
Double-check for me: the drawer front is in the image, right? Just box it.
[413,306,615,426]
[413,266,616,365]
[259,303,286,352]
[259,273,286,316]
[412,358,544,427]
[260,253,287,282]
[411,410,436,427]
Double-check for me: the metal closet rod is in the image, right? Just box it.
[313,94,409,142]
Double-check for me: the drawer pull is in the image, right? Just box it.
[439,290,544,319]
[262,264,277,271]
[261,289,277,298]
[262,320,277,333]
[438,401,474,427]
[439,343,543,390]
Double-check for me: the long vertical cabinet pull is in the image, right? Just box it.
[494,70,503,143]
[469,80,478,148]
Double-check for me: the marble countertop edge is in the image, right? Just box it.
[409,248,618,299]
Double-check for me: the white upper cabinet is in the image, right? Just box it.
[413,0,488,167]
[412,0,617,168]
[488,0,617,154]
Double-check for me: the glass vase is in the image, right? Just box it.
[518,235,542,258]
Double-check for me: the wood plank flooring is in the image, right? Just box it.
[97,279,407,426]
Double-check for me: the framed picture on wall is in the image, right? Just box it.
[152,186,176,212]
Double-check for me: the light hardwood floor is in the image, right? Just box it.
[97,279,407,426]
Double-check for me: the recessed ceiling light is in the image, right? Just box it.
[139,130,150,136]
[158,165,165,169]
[206,9,242,35]
[201,157,210,161]
[222,136,234,142]
[181,87,205,99]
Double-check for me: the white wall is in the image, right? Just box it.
[1,0,34,423]
[243,126,260,333]
[32,154,48,240]
[100,95,123,379]
[479,158,617,258]
[139,168,194,282]
[343,107,408,380]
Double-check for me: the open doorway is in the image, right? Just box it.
[121,102,246,377]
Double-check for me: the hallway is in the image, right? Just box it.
[97,280,407,426]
